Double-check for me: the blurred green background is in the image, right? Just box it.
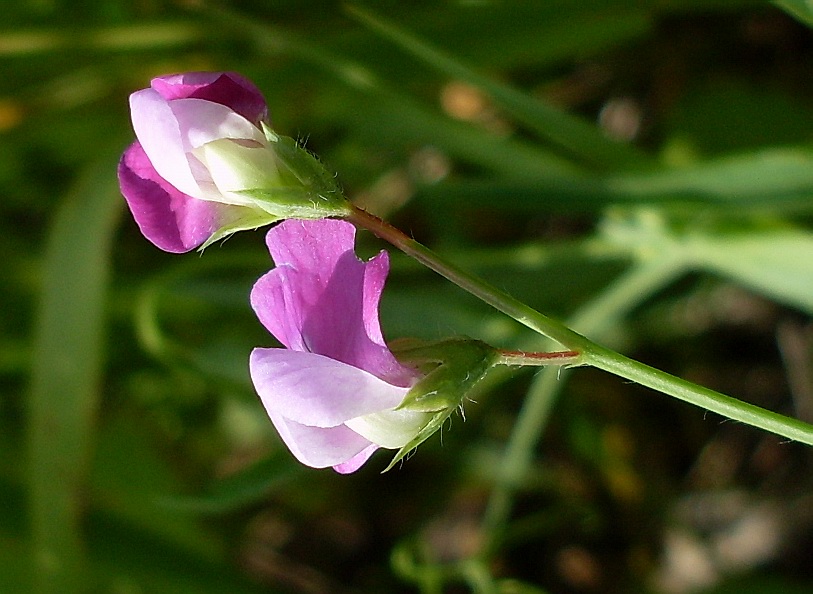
[4,1,813,592]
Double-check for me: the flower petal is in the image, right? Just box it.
[332,444,378,474]
[268,411,373,469]
[129,88,200,199]
[250,348,409,427]
[251,219,418,387]
[151,72,268,125]
[168,98,266,152]
[118,141,243,252]
[344,408,430,449]
[130,91,266,201]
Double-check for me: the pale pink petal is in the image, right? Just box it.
[249,348,409,427]
[130,92,265,201]
[268,412,373,469]
[129,88,200,198]
[168,98,265,151]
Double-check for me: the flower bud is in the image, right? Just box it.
[118,71,350,253]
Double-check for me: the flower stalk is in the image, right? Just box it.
[347,204,813,446]
[496,349,581,367]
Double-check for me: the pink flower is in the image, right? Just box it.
[250,219,428,473]
[117,71,276,253]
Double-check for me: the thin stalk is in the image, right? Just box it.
[482,247,813,554]
[479,254,688,555]
[348,205,813,446]
[497,349,581,367]
[348,206,594,351]
[587,345,813,442]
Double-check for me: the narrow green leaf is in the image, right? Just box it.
[195,1,579,179]
[347,5,654,171]
[689,229,813,315]
[420,148,813,212]
[27,152,123,593]
[343,91,579,179]
[157,450,302,514]
[774,0,813,27]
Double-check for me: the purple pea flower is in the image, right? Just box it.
[117,71,277,253]
[250,219,430,473]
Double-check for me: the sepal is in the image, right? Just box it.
[197,209,283,251]
[381,338,499,472]
[394,338,498,413]
[233,125,352,220]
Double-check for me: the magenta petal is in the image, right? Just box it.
[268,412,373,469]
[250,218,356,349]
[251,220,418,387]
[249,348,409,427]
[333,444,378,474]
[150,72,225,100]
[119,142,215,252]
[118,142,251,252]
[151,72,268,125]
[249,268,309,352]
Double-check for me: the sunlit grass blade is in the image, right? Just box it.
[191,2,579,178]
[27,151,123,593]
[0,23,203,57]
[420,147,813,212]
[689,229,813,315]
[346,4,654,171]
[774,0,813,27]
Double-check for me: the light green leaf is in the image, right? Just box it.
[27,151,123,593]
[420,148,813,212]
[688,229,813,315]
[774,0,813,27]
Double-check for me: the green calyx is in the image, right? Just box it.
[236,125,353,220]
[394,338,498,413]
[382,338,499,472]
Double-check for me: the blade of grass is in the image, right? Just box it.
[479,252,689,554]
[688,228,813,315]
[0,23,203,57]
[27,150,123,593]
[346,4,654,171]
[419,147,813,212]
[191,2,580,179]
[774,0,813,27]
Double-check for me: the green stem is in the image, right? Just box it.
[348,205,813,446]
[348,206,594,351]
[587,345,813,441]
[479,254,687,555]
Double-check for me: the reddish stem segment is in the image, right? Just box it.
[497,349,581,367]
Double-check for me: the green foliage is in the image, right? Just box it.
[3,1,813,592]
